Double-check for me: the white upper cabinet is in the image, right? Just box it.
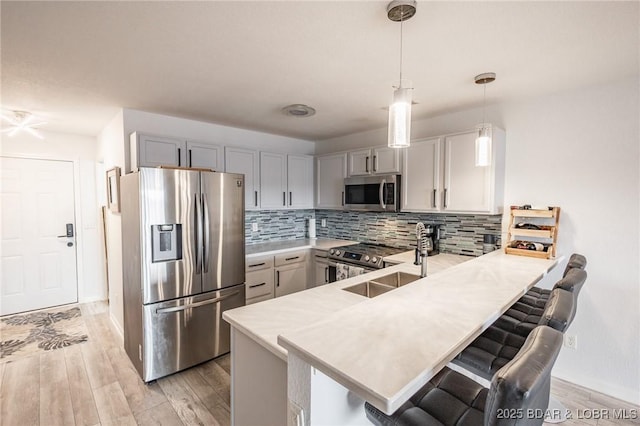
[186,141,224,171]
[130,132,223,172]
[401,128,505,215]
[225,147,260,211]
[287,155,314,209]
[402,138,441,212]
[260,152,288,209]
[316,153,347,209]
[443,129,505,214]
[130,133,185,171]
[260,152,314,210]
[348,147,400,176]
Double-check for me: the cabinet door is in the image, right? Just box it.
[443,132,491,212]
[134,133,186,169]
[348,149,372,176]
[316,153,347,209]
[260,152,288,209]
[275,263,307,297]
[225,147,260,210]
[287,155,314,209]
[372,147,400,174]
[186,142,224,171]
[314,261,329,286]
[402,138,441,212]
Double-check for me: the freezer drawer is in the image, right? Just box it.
[141,284,245,382]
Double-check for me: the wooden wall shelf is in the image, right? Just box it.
[505,206,560,259]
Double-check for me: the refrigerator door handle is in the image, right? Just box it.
[195,192,203,273]
[155,291,240,314]
[202,193,211,273]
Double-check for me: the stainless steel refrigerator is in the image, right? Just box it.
[121,167,246,382]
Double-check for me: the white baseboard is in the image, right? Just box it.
[109,311,124,344]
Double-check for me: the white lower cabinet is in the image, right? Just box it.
[313,249,330,286]
[245,255,275,305]
[274,250,308,298]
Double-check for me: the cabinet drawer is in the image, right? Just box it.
[246,255,274,271]
[274,250,307,266]
[245,269,274,300]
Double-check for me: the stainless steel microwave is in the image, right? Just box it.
[344,174,401,212]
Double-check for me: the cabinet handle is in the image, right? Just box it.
[443,188,448,208]
[341,191,344,206]
[289,191,292,206]
[248,262,266,268]
[432,189,437,208]
[283,192,286,206]
[188,149,192,167]
[249,282,267,289]
[178,148,181,167]
[276,270,280,287]
[324,266,329,283]
[365,156,369,173]
[285,256,299,261]
[254,190,258,207]
[373,155,377,172]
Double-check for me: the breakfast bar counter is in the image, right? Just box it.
[223,251,558,426]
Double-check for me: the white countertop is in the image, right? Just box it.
[277,251,559,414]
[246,238,358,258]
[223,253,470,361]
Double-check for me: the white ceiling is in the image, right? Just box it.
[1,1,637,141]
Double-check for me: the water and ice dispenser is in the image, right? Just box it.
[151,224,182,262]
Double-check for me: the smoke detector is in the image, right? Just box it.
[281,104,316,118]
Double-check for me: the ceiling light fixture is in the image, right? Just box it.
[1,110,47,139]
[281,104,316,118]
[474,72,496,167]
[387,0,416,149]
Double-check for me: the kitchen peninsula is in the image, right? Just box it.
[223,251,559,426]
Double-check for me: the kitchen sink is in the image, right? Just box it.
[342,272,421,298]
[342,281,395,298]
[369,272,420,288]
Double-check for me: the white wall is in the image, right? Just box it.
[0,130,106,304]
[316,77,640,404]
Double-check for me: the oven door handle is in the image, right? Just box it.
[379,179,387,210]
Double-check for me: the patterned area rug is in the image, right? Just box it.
[0,306,89,363]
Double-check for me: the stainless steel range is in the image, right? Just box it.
[328,243,407,281]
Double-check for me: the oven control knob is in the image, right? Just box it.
[371,257,378,263]
[329,249,335,255]
[335,250,342,256]
[364,255,370,262]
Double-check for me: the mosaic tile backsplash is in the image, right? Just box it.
[246,209,502,256]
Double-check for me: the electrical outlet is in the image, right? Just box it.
[564,334,577,350]
[252,223,258,232]
[321,218,327,227]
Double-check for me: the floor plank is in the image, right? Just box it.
[1,355,40,425]
[197,359,231,406]
[64,344,101,426]
[40,350,75,426]
[134,400,184,426]
[81,340,118,389]
[93,381,137,426]
[157,373,221,426]
[214,354,231,376]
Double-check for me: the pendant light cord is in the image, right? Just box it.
[399,7,404,88]
[482,83,486,126]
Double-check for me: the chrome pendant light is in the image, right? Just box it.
[387,0,416,149]
[474,72,495,166]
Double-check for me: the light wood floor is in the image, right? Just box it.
[1,301,638,426]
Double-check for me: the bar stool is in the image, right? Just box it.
[365,326,563,426]
[520,254,587,309]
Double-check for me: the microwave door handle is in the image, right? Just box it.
[379,179,387,210]
[202,193,210,273]
[194,193,203,273]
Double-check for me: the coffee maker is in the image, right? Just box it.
[424,224,441,254]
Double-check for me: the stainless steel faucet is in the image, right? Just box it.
[415,222,428,278]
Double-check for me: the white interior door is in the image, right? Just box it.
[1,157,78,315]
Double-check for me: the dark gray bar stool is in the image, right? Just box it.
[365,326,563,426]
[520,254,587,309]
